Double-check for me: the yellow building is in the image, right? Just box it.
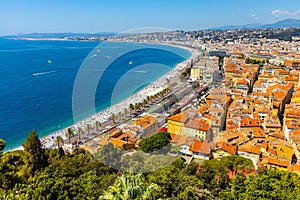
[183,118,211,140]
[190,66,201,79]
[291,89,300,103]
[167,111,190,135]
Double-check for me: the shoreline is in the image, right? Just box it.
[7,37,71,41]
[9,41,198,151]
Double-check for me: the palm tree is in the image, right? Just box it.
[100,174,161,200]
[95,121,102,131]
[147,96,150,102]
[86,124,91,135]
[134,103,139,111]
[150,95,155,103]
[65,128,74,144]
[124,108,128,118]
[77,127,84,140]
[111,113,116,124]
[54,136,64,148]
[137,102,142,111]
[158,91,163,98]
[117,112,122,120]
[143,98,148,107]
[129,104,134,115]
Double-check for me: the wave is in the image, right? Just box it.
[32,70,60,76]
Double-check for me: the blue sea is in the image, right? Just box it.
[0,38,190,149]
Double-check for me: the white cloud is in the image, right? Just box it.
[272,9,300,18]
[251,14,259,20]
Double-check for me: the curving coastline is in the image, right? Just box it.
[10,42,198,151]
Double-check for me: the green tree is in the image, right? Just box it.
[86,124,92,135]
[231,172,247,199]
[129,104,134,115]
[138,132,171,153]
[5,151,117,199]
[22,130,48,174]
[111,114,116,124]
[96,143,123,169]
[176,186,200,200]
[198,159,229,191]
[124,108,128,117]
[0,139,6,155]
[0,150,29,190]
[65,128,74,144]
[96,121,102,131]
[54,136,64,148]
[100,174,161,200]
[147,158,203,198]
[77,127,84,140]
[143,98,148,107]
[222,155,254,176]
[240,170,300,199]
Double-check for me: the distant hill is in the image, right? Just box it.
[4,32,116,38]
[209,19,300,30]
[209,23,263,30]
[261,19,300,28]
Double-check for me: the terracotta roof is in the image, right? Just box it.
[170,134,194,146]
[167,109,197,123]
[237,79,248,85]
[133,115,157,129]
[267,157,290,167]
[242,127,266,138]
[185,118,210,131]
[288,164,300,172]
[238,145,261,155]
[214,142,236,155]
[241,116,261,127]
[191,139,203,153]
[97,137,110,146]
[110,138,126,147]
[191,139,213,155]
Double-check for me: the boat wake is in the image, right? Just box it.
[32,70,59,76]
[90,54,97,58]
[132,70,147,73]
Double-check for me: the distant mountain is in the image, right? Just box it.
[261,19,300,28]
[209,23,263,30]
[4,32,116,38]
[209,19,300,30]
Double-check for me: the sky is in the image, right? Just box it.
[1,0,300,35]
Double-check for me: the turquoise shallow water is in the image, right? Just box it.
[0,38,190,149]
